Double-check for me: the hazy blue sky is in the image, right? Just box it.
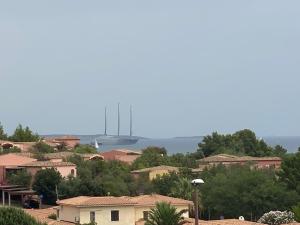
[1,1,300,137]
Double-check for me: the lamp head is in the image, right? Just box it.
[191,178,205,186]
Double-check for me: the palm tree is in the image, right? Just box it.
[145,202,187,225]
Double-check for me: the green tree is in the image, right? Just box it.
[131,147,168,170]
[33,168,62,205]
[0,207,46,225]
[278,152,300,194]
[201,165,299,220]
[73,144,97,154]
[170,177,194,201]
[30,142,55,154]
[0,123,8,140]
[152,172,180,196]
[0,146,21,155]
[292,203,300,222]
[7,170,32,187]
[145,202,187,225]
[273,145,287,157]
[142,146,167,155]
[9,124,39,142]
[196,129,281,158]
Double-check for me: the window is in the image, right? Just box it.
[71,169,75,176]
[111,210,119,221]
[143,211,149,220]
[90,211,95,223]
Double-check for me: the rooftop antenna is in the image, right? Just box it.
[117,103,120,136]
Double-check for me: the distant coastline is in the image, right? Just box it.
[42,135,300,154]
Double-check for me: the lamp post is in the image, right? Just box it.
[191,179,204,225]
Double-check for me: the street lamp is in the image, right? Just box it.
[191,179,204,225]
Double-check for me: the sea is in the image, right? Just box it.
[75,135,300,154]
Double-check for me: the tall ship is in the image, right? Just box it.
[95,104,139,146]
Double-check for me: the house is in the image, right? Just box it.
[197,154,282,171]
[101,149,141,165]
[44,152,104,162]
[25,208,74,225]
[25,207,300,225]
[56,194,192,225]
[44,136,80,149]
[21,161,77,178]
[0,140,36,152]
[0,154,37,184]
[131,165,179,181]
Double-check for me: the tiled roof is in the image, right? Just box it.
[130,194,193,206]
[107,149,142,154]
[44,152,104,160]
[25,208,74,225]
[58,194,192,207]
[44,152,74,159]
[0,154,37,167]
[198,154,281,163]
[21,161,76,167]
[131,165,179,173]
[57,196,135,207]
[53,136,80,140]
[115,155,140,164]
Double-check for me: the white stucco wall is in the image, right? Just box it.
[58,205,80,223]
[79,206,136,225]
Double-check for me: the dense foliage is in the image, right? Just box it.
[0,123,8,140]
[33,168,62,205]
[7,170,32,187]
[0,207,46,225]
[200,165,299,220]
[30,142,55,153]
[132,146,197,170]
[196,129,286,158]
[59,159,135,198]
[9,124,39,142]
[278,152,300,195]
[73,144,97,154]
[145,202,187,225]
[292,204,300,222]
[0,146,21,154]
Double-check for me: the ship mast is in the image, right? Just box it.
[104,107,107,136]
[130,105,133,136]
[117,103,120,136]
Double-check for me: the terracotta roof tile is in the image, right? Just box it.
[21,161,75,167]
[24,208,74,225]
[58,194,192,207]
[131,194,193,206]
[198,154,281,163]
[0,154,37,167]
[131,165,179,173]
[57,196,135,207]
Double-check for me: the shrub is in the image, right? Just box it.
[258,211,295,225]
[48,213,57,220]
[7,170,32,187]
[292,204,300,222]
[0,207,46,225]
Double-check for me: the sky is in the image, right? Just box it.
[1,0,300,138]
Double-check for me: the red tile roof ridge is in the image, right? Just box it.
[57,194,193,207]
[131,165,179,173]
[21,161,75,167]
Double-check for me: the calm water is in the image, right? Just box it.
[76,135,299,154]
